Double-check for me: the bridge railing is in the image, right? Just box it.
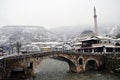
[2,49,119,59]
[1,50,119,60]
[60,50,120,54]
[20,49,120,55]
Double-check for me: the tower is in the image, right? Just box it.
[94,6,98,36]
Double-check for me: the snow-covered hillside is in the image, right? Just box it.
[0,26,61,45]
[0,25,119,45]
[50,25,120,40]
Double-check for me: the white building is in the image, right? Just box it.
[31,42,63,52]
[77,36,120,53]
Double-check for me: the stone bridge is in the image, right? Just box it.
[0,51,119,80]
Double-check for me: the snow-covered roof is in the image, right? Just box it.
[40,46,51,48]
[73,42,82,45]
[96,36,113,40]
[31,42,62,45]
[56,46,63,48]
[81,36,113,41]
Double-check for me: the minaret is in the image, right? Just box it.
[94,6,98,36]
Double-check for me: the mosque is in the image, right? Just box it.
[77,7,120,53]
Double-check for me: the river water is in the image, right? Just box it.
[8,58,120,80]
[34,59,120,80]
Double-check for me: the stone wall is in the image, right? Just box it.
[106,54,120,73]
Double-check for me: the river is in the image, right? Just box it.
[35,59,120,80]
[8,58,120,80]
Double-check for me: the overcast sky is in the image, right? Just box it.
[0,0,120,29]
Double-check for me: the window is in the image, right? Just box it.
[27,62,33,69]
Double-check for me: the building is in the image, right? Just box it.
[21,44,40,53]
[31,42,63,52]
[77,36,120,53]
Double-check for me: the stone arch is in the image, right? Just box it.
[10,67,25,76]
[54,56,77,72]
[78,56,84,65]
[35,55,77,73]
[79,58,83,65]
[84,58,99,71]
[5,59,35,78]
[8,65,26,78]
[27,62,33,69]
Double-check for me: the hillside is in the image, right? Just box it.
[0,26,61,45]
